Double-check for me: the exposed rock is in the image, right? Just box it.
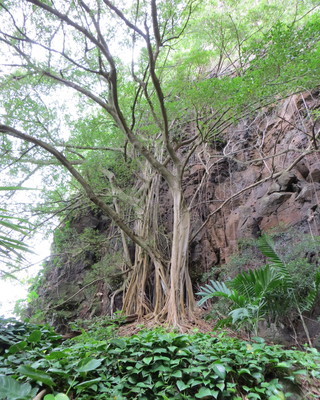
[307,162,320,182]
[267,172,297,194]
[295,183,320,202]
[257,192,293,216]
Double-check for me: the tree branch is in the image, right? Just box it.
[0,124,151,253]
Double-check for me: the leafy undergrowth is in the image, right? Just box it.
[0,317,320,400]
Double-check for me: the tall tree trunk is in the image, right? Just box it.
[122,170,169,318]
[166,179,195,326]
[121,169,195,326]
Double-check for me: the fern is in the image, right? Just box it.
[198,235,320,336]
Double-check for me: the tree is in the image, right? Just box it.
[0,0,319,327]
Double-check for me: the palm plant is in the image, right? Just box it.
[198,235,320,341]
[0,187,33,279]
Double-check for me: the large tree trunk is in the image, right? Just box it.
[121,168,195,326]
[166,179,195,326]
[122,170,169,318]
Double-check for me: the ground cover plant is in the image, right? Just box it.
[0,318,320,400]
[0,0,320,328]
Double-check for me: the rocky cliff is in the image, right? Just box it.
[32,89,320,334]
[188,90,320,274]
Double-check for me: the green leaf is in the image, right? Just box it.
[28,330,42,343]
[77,358,103,373]
[247,394,261,399]
[109,338,126,348]
[44,395,55,400]
[277,362,291,368]
[17,365,55,387]
[293,369,308,375]
[212,363,226,379]
[0,375,37,400]
[216,382,225,391]
[8,341,28,354]
[176,380,189,391]
[269,393,285,400]
[195,387,219,398]
[46,351,68,360]
[55,395,70,400]
[238,368,251,375]
[75,378,102,389]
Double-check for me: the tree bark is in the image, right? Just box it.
[166,178,195,325]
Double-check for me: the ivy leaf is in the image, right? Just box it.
[55,394,70,400]
[8,341,28,354]
[142,356,153,365]
[27,330,42,343]
[176,380,189,391]
[195,387,219,398]
[17,365,55,387]
[75,378,102,388]
[0,375,37,400]
[77,358,103,373]
[212,364,226,379]
[46,351,67,360]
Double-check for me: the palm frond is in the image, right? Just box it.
[257,234,293,288]
[300,269,320,312]
[0,187,34,270]
[197,280,233,305]
[231,264,282,301]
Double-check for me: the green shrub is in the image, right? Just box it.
[198,235,320,336]
[0,318,319,399]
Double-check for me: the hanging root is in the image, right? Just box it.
[33,389,47,400]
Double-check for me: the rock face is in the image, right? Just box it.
[35,89,320,337]
[187,90,320,272]
[33,209,122,332]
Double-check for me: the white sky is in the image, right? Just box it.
[0,236,52,317]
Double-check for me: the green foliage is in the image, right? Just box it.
[169,1,320,121]
[70,314,124,342]
[0,319,319,399]
[198,235,320,334]
[44,394,70,400]
[0,376,38,400]
[0,187,34,277]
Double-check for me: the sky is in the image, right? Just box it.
[0,235,52,317]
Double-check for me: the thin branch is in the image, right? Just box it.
[102,0,147,39]
[191,143,318,242]
[0,124,151,252]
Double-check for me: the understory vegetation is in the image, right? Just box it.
[0,317,320,400]
[198,235,320,343]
